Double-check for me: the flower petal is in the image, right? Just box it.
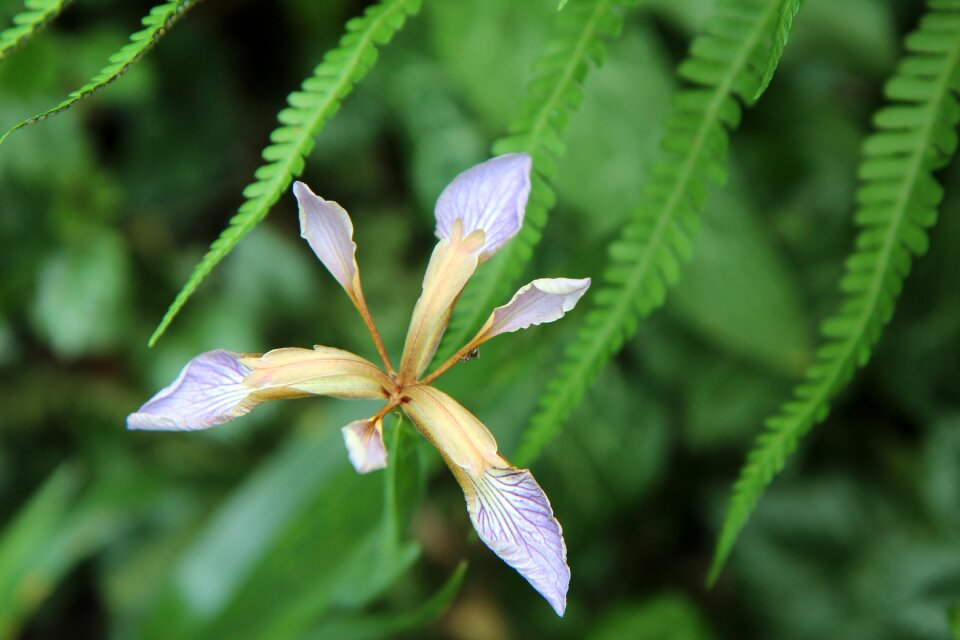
[128,347,393,432]
[240,346,394,399]
[435,153,531,261]
[483,277,591,340]
[127,350,255,431]
[400,385,500,478]
[460,466,570,616]
[342,418,388,474]
[398,221,485,383]
[399,385,568,614]
[294,181,361,298]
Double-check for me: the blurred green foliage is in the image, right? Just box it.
[1,0,959,638]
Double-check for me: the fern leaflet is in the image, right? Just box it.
[515,0,780,468]
[437,0,634,362]
[708,0,960,584]
[0,0,198,144]
[148,0,421,346]
[753,0,801,99]
[0,0,72,62]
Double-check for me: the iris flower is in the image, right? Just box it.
[128,154,590,615]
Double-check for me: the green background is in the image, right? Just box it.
[1,0,959,638]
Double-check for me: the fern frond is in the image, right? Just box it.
[708,0,960,584]
[148,0,421,347]
[0,0,72,62]
[0,0,198,144]
[515,0,780,468]
[437,0,634,362]
[753,0,801,99]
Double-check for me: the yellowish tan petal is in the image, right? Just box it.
[400,384,569,616]
[400,385,501,478]
[398,221,485,383]
[240,346,394,400]
[127,346,392,432]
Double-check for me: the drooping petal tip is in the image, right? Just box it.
[293,181,360,294]
[462,466,570,616]
[486,277,591,339]
[127,350,254,431]
[399,387,567,613]
[341,418,388,474]
[435,153,532,260]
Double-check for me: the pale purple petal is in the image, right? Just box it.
[435,153,531,260]
[341,418,388,474]
[486,278,591,339]
[127,350,254,431]
[294,181,359,295]
[462,466,570,616]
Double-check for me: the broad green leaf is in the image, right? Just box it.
[302,562,467,640]
[0,465,81,639]
[589,594,717,640]
[669,176,810,375]
[136,407,423,640]
[0,463,140,639]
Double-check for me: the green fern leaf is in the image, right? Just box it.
[753,0,801,99]
[0,0,198,144]
[148,0,421,347]
[708,0,960,584]
[515,0,780,468]
[437,0,635,362]
[0,0,72,62]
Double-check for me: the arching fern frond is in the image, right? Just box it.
[148,0,421,347]
[0,0,72,62]
[708,0,960,585]
[437,0,635,361]
[0,0,198,144]
[515,0,780,468]
[753,0,802,99]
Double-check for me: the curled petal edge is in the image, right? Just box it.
[342,418,388,474]
[294,181,361,298]
[483,277,591,340]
